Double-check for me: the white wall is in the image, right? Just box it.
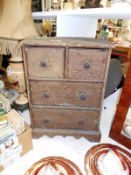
[57,15,97,38]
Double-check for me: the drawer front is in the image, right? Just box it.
[30,81,103,107]
[68,48,109,81]
[26,47,65,78]
[32,108,99,130]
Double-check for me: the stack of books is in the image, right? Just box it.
[0,109,25,167]
[0,123,22,167]
[0,109,7,129]
[5,109,25,136]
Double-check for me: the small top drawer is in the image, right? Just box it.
[68,48,109,81]
[25,46,65,78]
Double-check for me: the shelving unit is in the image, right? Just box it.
[32,7,131,19]
[32,7,131,37]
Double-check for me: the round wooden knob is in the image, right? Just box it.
[78,120,84,125]
[44,119,49,124]
[79,92,87,100]
[84,62,90,69]
[40,60,48,67]
[43,91,50,98]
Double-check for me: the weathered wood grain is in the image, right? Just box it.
[22,38,111,141]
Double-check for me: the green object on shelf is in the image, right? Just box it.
[100,31,108,38]
[0,108,6,116]
[100,24,108,39]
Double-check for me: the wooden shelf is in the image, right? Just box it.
[32,7,131,20]
[32,7,131,38]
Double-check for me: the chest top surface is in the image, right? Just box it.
[22,37,112,48]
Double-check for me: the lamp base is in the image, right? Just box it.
[12,94,28,112]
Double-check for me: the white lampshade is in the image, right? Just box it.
[0,0,38,39]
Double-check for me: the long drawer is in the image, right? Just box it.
[29,81,103,108]
[31,107,99,130]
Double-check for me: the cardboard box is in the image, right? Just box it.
[0,123,32,171]
[18,123,33,157]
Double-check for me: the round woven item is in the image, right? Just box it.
[25,156,83,175]
[84,144,131,175]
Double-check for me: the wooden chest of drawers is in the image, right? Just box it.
[22,38,112,141]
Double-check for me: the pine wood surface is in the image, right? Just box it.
[31,107,99,131]
[29,80,103,107]
[22,38,112,141]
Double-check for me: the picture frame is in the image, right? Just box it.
[109,61,131,149]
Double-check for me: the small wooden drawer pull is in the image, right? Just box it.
[78,120,84,125]
[43,91,50,98]
[40,59,48,67]
[44,119,49,124]
[84,62,90,69]
[79,92,87,100]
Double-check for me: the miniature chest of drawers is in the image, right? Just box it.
[22,38,112,141]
